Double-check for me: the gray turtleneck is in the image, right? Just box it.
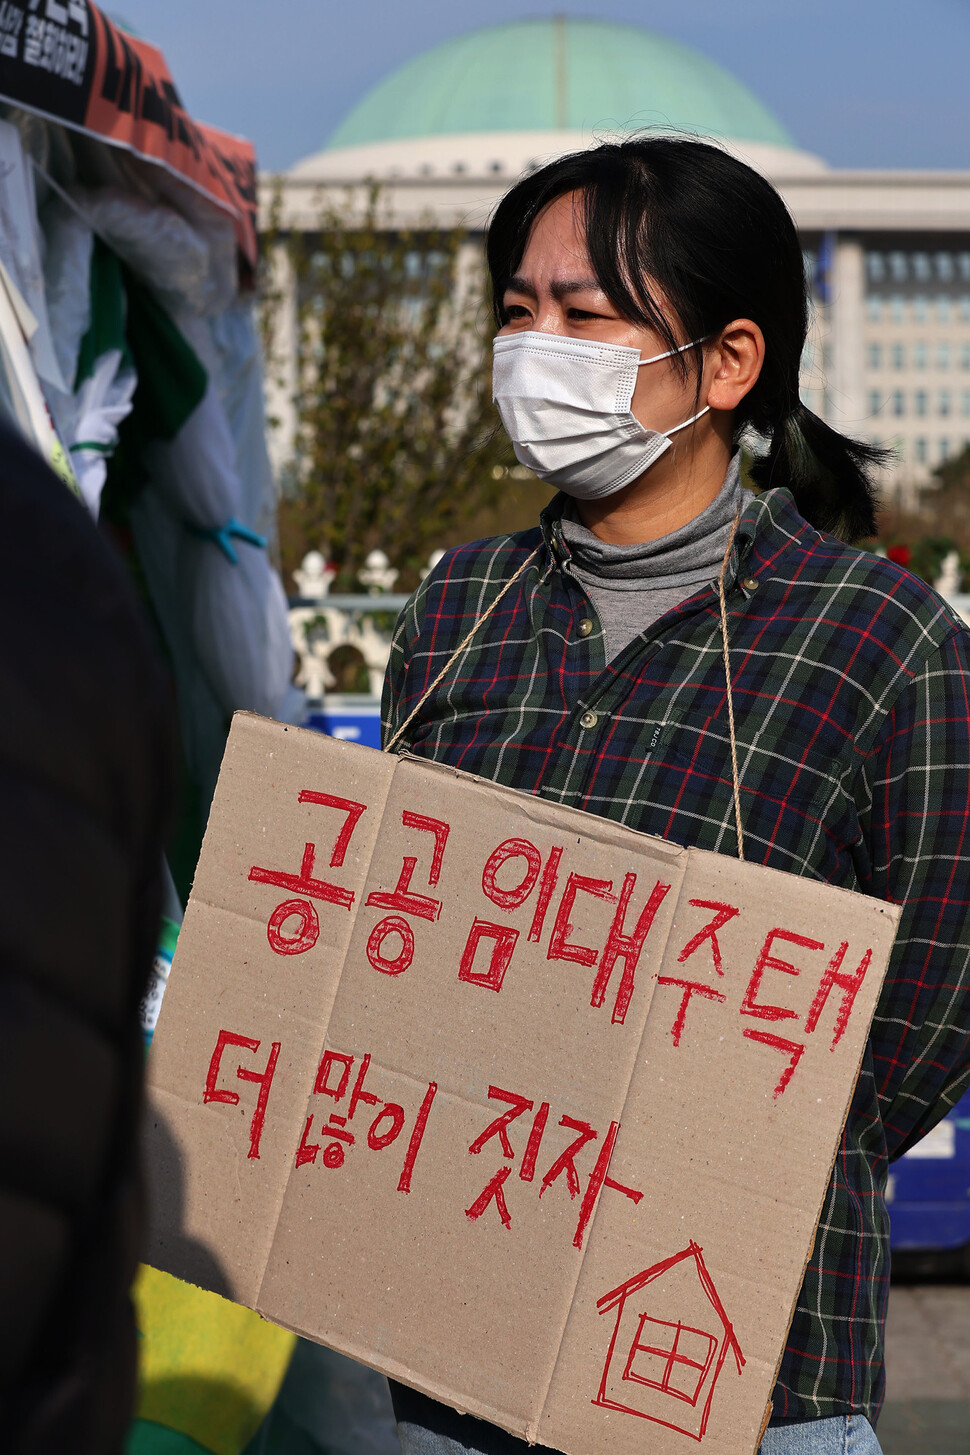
[560,455,743,662]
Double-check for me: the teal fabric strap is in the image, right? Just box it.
[187,517,267,566]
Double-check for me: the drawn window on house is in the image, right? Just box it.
[622,1313,717,1407]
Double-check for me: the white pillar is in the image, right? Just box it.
[826,235,867,433]
[262,241,299,480]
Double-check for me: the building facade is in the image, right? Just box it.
[263,17,970,510]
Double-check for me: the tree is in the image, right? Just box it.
[262,183,516,590]
[922,443,970,549]
[871,445,970,590]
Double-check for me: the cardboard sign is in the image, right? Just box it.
[146,713,900,1455]
[0,2,257,266]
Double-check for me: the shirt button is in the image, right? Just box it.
[742,576,759,591]
[578,618,594,637]
[579,710,599,729]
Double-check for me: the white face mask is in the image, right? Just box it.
[491,330,710,500]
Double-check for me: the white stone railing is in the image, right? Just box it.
[289,550,970,708]
[289,549,442,702]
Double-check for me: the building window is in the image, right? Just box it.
[912,296,927,322]
[938,342,952,371]
[962,297,970,323]
[894,391,907,417]
[940,438,951,461]
[891,343,905,370]
[916,438,928,463]
[869,390,883,416]
[937,296,952,324]
[913,252,931,282]
[889,251,908,282]
[940,390,952,416]
[915,390,928,416]
[866,252,885,283]
[936,251,955,282]
[962,344,970,370]
[960,253,970,282]
[867,342,882,370]
[962,390,970,417]
[867,297,882,323]
[914,342,928,370]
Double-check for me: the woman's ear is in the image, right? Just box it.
[705,320,765,412]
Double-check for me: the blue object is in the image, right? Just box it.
[304,697,382,750]
[187,516,267,565]
[815,231,836,305]
[888,1086,970,1253]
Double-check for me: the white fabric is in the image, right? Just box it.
[144,379,239,528]
[184,530,294,718]
[69,348,137,517]
[0,121,68,392]
[207,303,279,542]
[40,195,93,392]
[144,365,296,723]
[492,330,709,500]
[71,186,214,317]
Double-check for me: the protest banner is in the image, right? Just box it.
[0,1,257,265]
[145,712,900,1455]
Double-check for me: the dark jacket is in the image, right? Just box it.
[0,426,175,1452]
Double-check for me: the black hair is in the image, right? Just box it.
[486,135,885,541]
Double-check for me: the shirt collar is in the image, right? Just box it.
[539,479,812,589]
[539,445,808,545]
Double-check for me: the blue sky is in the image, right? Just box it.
[111,1,970,172]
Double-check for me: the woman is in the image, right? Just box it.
[383,137,970,1455]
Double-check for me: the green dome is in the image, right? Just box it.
[327,18,795,151]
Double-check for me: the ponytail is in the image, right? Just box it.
[748,404,889,542]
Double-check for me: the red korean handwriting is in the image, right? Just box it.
[203,1028,280,1158]
[465,1083,642,1247]
[464,835,671,1023]
[364,813,450,976]
[296,1047,437,1193]
[592,874,673,1023]
[804,942,873,1049]
[658,906,875,1098]
[249,791,366,954]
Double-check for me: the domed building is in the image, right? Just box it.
[268,17,970,504]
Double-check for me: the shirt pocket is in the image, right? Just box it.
[659,708,851,818]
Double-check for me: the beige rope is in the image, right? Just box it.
[387,520,747,865]
[717,510,745,861]
[385,547,543,753]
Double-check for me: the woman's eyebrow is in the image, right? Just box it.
[504,274,537,299]
[550,277,602,300]
[504,275,603,300]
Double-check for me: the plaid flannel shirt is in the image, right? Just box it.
[382,485,970,1426]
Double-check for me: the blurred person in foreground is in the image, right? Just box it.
[0,422,175,1451]
[383,138,970,1455]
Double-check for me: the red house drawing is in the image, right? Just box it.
[593,1241,744,1442]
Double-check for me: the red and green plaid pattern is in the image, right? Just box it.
[382,485,970,1425]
